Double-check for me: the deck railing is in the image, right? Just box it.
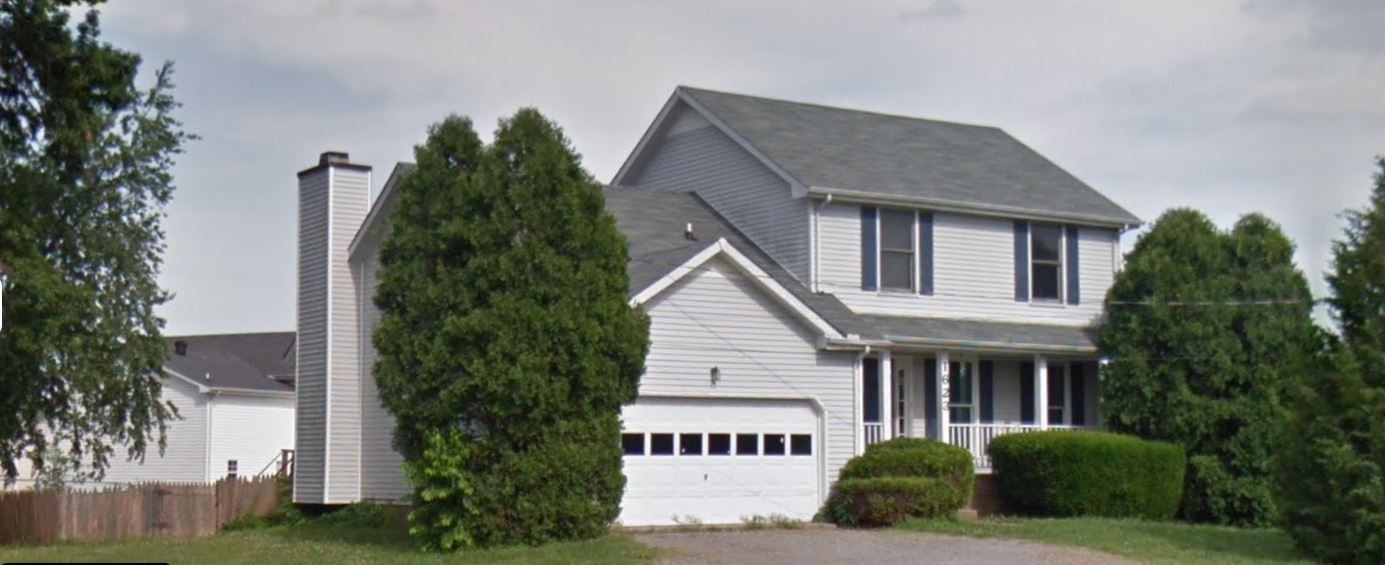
[864,422,884,446]
[948,424,1086,470]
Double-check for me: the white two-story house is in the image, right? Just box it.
[291,87,1140,526]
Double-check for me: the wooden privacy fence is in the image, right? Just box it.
[0,475,281,545]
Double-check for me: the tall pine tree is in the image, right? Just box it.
[1275,158,1385,563]
[0,0,189,482]
[1099,208,1315,526]
[374,110,649,549]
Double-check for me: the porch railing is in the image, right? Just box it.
[864,422,884,447]
[949,424,1086,470]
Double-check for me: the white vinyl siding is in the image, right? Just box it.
[817,201,1118,326]
[97,376,210,485]
[208,394,295,481]
[327,168,369,503]
[356,235,409,503]
[295,164,370,504]
[639,257,857,485]
[294,169,329,502]
[624,104,811,285]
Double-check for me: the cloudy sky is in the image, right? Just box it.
[98,0,1384,335]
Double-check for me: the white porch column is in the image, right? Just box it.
[855,353,865,455]
[1035,354,1049,430]
[881,350,894,441]
[936,352,950,443]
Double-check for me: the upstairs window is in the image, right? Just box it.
[879,209,916,291]
[1030,224,1064,301]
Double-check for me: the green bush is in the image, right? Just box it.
[823,438,973,527]
[990,431,1185,520]
[824,478,961,527]
[841,437,974,502]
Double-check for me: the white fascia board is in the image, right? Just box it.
[675,90,809,196]
[806,186,1139,230]
[824,335,1096,356]
[611,90,683,186]
[162,368,212,394]
[629,238,845,341]
[347,163,410,257]
[611,88,808,197]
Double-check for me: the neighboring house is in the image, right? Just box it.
[292,87,1140,525]
[5,332,298,489]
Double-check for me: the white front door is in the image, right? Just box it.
[619,397,822,526]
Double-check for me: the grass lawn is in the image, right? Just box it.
[898,516,1310,564]
[0,521,655,564]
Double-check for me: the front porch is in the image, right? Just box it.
[858,351,1100,471]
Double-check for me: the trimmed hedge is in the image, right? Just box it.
[823,438,974,527]
[989,431,1185,520]
[840,437,974,502]
[824,477,960,527]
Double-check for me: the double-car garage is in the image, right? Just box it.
[618,397,824,526]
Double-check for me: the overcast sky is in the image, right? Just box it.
[98,0,1384,336]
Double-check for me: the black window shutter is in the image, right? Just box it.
[1014,221,1029,301]
[924,359,938,439]
[863,357,880,423]
[1066,226,1080,305]
[979,360,994,424]
[1071,363,1086,426]
[919,212,934,295]
[1020,361,1035,424]
[861,207,878,291]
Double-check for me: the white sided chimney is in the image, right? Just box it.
[295,151,370,504]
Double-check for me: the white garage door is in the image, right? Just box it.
[618,397,822,526]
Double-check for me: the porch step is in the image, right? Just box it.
[968,473,1004,517]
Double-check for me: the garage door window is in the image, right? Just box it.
[764,434,787,456]
[708,433,731,455]
[790,434,812,456]
[679,433,703,456]
[622,433,645,456]
[736,433,758,455]
[650,433,675,456]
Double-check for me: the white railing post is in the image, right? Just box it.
[881,350,894,441]
[1035,354,1049,431]
[937,352,950,444]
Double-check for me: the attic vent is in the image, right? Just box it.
[174,340,187,356]
[684,222,696,241]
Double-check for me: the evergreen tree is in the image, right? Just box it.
[1099,208,1315,526]
[0,0,190,482]
[1275,158,1385,563]
[373,110,649,549]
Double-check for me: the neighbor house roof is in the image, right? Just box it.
[163,332,296,394]
[602,187,1098,353]
[637,86,1140,227]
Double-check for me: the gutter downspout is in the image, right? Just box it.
[205,386,218,482]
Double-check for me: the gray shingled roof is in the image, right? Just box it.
[857,314,1096,352]
[603,187,1097,352]
[679,86,1140,226]
[163,332,296,393]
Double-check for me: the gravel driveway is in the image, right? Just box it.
[634,528,1135,565]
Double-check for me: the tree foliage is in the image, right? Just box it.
[1275,158,1385,563]
[373,110,649,549]
[1098,208,1316,526]
[0,0,189,482]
